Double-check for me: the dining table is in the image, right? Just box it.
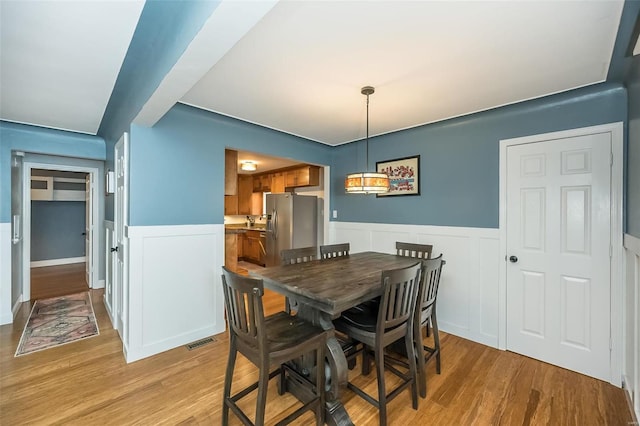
[250,251,420,426]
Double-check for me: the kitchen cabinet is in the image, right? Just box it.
[225,233,238,272]
[285,166,320,188]
[271,172,285,193]
[238,175,263,215]
[225,149,238,195]
[237,233,244,257]
[242,230,265,265]
[252,174,271,192]
[250,165,320,194]
[224,195,238,215]
[237,175,253,215]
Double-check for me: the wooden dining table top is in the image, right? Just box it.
[250,251,420,318]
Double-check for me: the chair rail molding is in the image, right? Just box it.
[329,221,500,348]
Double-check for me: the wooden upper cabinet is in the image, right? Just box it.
[237,175,253,215]
[285,166,320,188]
[250,165,320,194]
[252,174,271,192]
[224,195,238,215]
[225,150,238,195]
[271,172,285,193]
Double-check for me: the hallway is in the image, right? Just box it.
[30,263,88,301]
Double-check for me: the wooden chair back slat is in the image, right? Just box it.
[396,242,433,260]
[320,243,350,259]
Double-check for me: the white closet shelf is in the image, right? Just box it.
[31,176,85,201]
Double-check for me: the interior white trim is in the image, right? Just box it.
[22,162,100,301]
[0,223,13,325]
[328,221,500,347]
[623,233,640,419]
[498,121,624,386]
[30,256,85,268]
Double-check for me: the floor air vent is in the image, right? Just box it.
[185,337,216,351]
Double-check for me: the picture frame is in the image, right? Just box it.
[376,155,420,197]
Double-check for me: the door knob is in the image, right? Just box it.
[509,255,518,263]
[110,246,119,252]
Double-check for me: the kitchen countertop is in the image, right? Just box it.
[225,225,266,234]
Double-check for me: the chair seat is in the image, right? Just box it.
[265,312,327,356]
[336,305,377,333]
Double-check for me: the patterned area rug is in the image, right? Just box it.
[15,292,99,357]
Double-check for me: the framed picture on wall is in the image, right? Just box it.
[376,155,420,197]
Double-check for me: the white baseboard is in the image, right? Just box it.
[329,221,500,348]
[12,295,23,317]
[94,279,105,289]
[30,256,85,268]
[124,325,218,363]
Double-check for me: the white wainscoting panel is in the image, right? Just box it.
[0,223,13,325]
[329,221,500,347]
[623,233,640,420]
[124,224,225,363]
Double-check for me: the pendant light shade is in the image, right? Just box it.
[344,86,389,194]
[345,172,390,194]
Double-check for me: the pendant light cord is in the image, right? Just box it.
[365,92,370,171]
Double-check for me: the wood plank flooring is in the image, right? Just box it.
[30,263,88,300]
[0,267,634,425]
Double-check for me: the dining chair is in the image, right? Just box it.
[396,242,434,335]
[396,241,433,260]
[221,266,327,426]
[319,242,350,259]
[413,255,445,398]
[280,246,318,313]
[333,262,422,426]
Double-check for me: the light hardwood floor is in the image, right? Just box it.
[0,267,634,425]
[30,263,88,300]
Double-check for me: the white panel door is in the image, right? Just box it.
[506,132,611,381]
[85,174,93,287]
[114,134,129,339]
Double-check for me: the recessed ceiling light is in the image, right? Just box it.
[240,161,257,171]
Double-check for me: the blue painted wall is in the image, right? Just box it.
[0,122,105,222]
[128,103,332,226]
[31,201,86,261]
[626,56,640,238]
[331,83,627,228]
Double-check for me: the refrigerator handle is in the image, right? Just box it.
[272,209,278,240]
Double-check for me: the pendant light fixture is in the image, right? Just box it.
[344,86,390,194]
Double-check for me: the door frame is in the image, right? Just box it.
[498,122,623,385]
[22,162,100,301]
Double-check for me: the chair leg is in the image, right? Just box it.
[432,314,441,374]
[405,332,418,409]
[374,345,387,426]
[362,345,372,376]
[222,344,237,425]
[255,362,270,425]
[416,323,427,399]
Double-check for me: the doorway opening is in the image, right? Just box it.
[22,163,99,302]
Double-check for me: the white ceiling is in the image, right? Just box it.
[0,0,626,146]
[0,0,145,134]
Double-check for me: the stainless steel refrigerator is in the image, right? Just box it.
[265,193,317,267]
